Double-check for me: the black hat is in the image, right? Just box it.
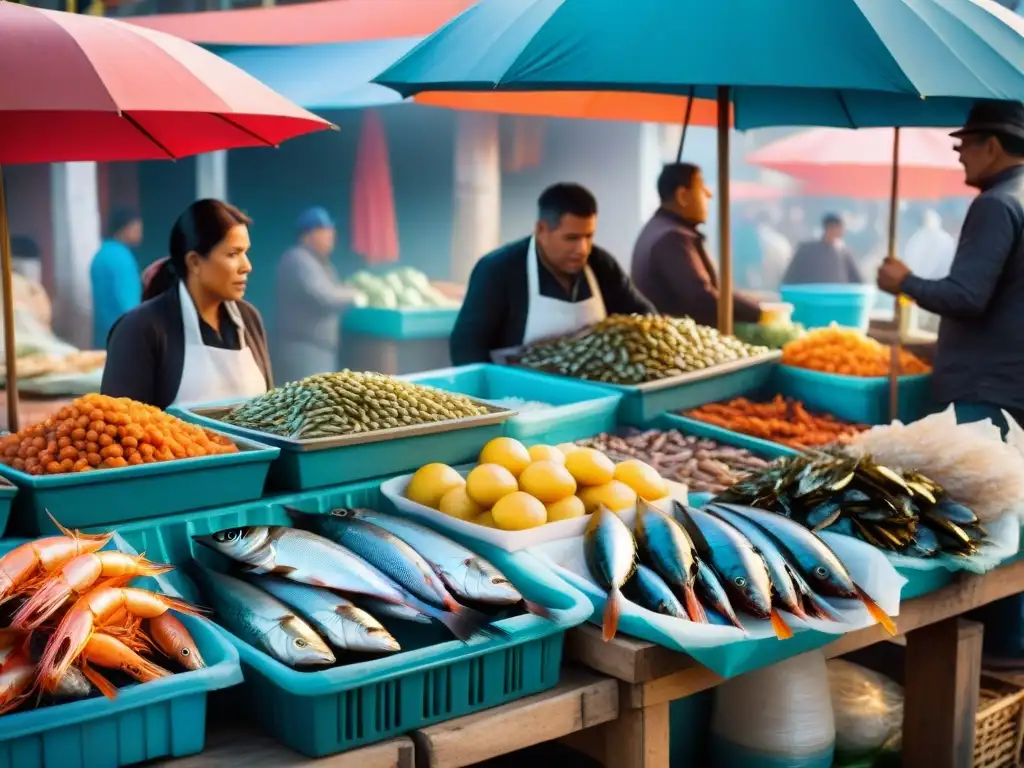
[950,100,1024,142]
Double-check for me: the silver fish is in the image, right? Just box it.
[584,507,636,642]
[52,665,92,699]
[251,576,400,653]
[622,564,687,619]
[190,564,335,668]
[355,597,432,625]
[694,559,744,631]
[296,508,523,606]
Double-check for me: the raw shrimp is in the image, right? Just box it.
[0,517,111,602]
[12,552,172,630]
[0,648,34,714]
[36,584,201,691]
[80,633,171,699]
[149,613,205,670]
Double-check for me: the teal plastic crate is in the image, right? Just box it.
[0,480,16,538]
[169,401,509,493]
[401,364,621,445]
[0,432,279,536]
[781,283,877,332]
[0,542,242,768]
[774,365,934,425]
[344,307,459,340]
[107,480,592,757]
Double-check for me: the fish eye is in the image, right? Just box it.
[180,648,190,657]
[294,638,308,648]
[733,576,747,588]
[813,566,828,579]
[226,530,241,542]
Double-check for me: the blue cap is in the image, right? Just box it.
[296,206,335,233]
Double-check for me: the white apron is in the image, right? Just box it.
[172,281,268,407]
[521,236,607,345]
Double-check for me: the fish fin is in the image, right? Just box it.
[855,586,897,637]
[46,512,111,544]
[802,591,841,622]
[602,589,622,642]
[405,596,491,643]
[788,601,809,621]
[770,609,794,640]
[682,584,707,624]
[283,507,315,526]
[81,661,119,700]
[522,600,556,621]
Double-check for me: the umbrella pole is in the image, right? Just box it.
[716,86,733,335]
[676,86,695,161]
[886,128,902,422]
[0,167,18,432]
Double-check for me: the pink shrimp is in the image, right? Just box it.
[79,633,171,700]
[0,648,34,715]
[36,584,202,692]
[0,517,111,602]
[12,551,173,630]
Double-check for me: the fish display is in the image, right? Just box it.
[192,511,546,668]
[714,450,987,558]
[0,520,206,717]
[580,500,895,641]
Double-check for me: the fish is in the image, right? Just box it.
[584,507,637,641]
[50,664,92,700]
[622,564,687,620]
[148,613,206,671]
[250,576,400,653]
[354,597,432,625]
[675,504,786,638]
[694,559,745,631]
[704,504,805,621]
[634,501,705,624]
[189,564,335,668]
[713,504,896,636]
[292,508,528,609]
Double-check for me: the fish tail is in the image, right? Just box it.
[602,589,622,642]
[855,585,897,637]
[770,608,794,640]
[683,584,707,624]
[408,596,492,642]
[522,600,556,621]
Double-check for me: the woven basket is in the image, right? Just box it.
[975,675,1024,768]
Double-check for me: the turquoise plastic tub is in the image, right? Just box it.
[0,543,242,768]
[108,481,592,757]
[170,400,509,492]
[780,284,877,332]
[401,364,622,445]
[0,480,17,538]
[0,433,279,536]
[344,307,459,340]
[774,365,934,425]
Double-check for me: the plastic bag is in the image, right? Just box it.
[711,651,835,767]
[827,660,903,761]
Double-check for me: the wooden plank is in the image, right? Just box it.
[903,619,983,768]
[565,624,691,684]
[597,700,671,768]
[623,557,1024,708]
[412,668,618,768]
[156,727,414,768]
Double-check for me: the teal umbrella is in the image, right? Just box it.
[374,0,1024,336]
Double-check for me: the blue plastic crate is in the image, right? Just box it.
[0,480,17,538]
[108,480,592,758]
[344,307,459,340]
[0,542,242,768]
[401,364,621,445]
[169,401,509,492]
[774,365,934,425]
[781,283,877,332]
[0,432,279,536]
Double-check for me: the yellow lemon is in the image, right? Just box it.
[478,437,532,478]
[518,460,577,503]
[556,442,581,456]
[614,459,670,501]
[578,481,638,513]
[492,492,548,531]
[565,447,616,487]
[406,463,464,509]
[545,495,586,522]
[474,510,497,528]
[528,444,566,465]
[438,485,485,521]
[465,463,519,508]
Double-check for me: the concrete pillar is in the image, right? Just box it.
[50,162,100,349]
[451,112,501,284]
[196,150,228,201]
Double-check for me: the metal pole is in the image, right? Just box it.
[716,86,733,335]
[676,86,695,162]
[887,127,903,422]
[0,167,20,432]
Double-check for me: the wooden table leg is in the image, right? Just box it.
[574,695,670,768]
[903,618,983,768]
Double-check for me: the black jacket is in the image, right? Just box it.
[902,166,1024,411]
[450,237,655,365]
[101,283,273,410]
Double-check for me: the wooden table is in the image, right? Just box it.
[562,557,1024,768]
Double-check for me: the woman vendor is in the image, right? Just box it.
[101,199,272,409]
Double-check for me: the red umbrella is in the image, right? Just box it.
[747,127,971,199]
[350,110,400,265]
[0,2,335,428]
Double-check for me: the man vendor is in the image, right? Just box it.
[632,163,762,326]
[876,100,1024,433]
[450,183,655,365]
